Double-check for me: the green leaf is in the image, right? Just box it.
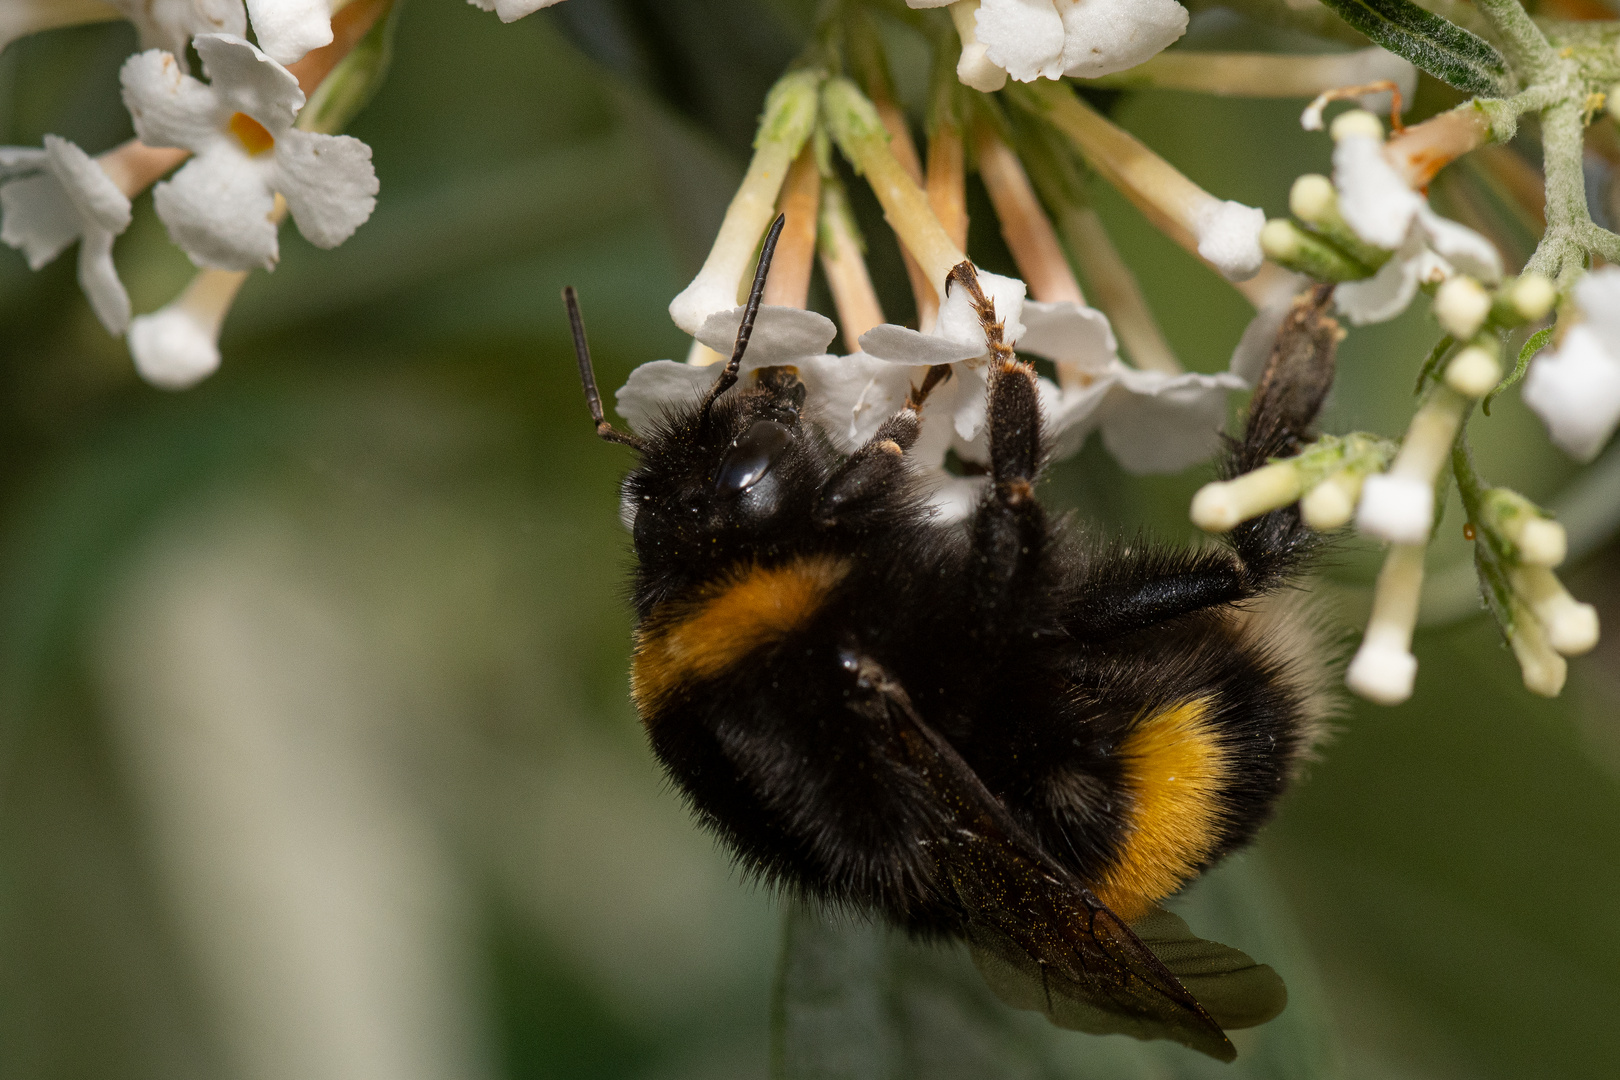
[1314,0,1510,96]
[1485,324,1554,414]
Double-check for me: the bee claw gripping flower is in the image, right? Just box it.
[120,34,379,272]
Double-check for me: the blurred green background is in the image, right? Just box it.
[1,2,1617,1078]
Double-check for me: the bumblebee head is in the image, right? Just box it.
[617,365,834,571]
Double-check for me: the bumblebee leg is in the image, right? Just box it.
[813,407,923,528]
[1065,286,1340,640]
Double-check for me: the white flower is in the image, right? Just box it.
[244,0,334,65]
[466,0,569,22]
[917,0,1188,84]
[105,0,247,59]
[0,135,133,333]
[120,34,378,272]
[1523,272,1620,463]
[128,267,248,388]
[1354,473,1433,545]
[1330,125,1501,325]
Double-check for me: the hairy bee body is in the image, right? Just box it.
[568,262,1342,1059]
[628,436,1326,928]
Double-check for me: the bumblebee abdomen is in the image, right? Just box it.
[630,553,851,721]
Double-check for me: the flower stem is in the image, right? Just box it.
[96,140,189,199]
[1083,48,1413,102]
[1469,0,1557,84]
[763,144,821,309]
[823,77,967,300]
[974,121,1085,306]
[1527,100,1598,281]
[818,174,886,352]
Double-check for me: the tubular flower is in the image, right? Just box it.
[466,0,569,23]
[1523,267,1620,463]
[128,267,249,388]
[244,0,335,65]
[1327,112,1501,324]
[0,136,134,333]
[120,33,379,272]
[915,0,1189,84]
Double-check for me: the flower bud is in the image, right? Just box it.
[1289,174,1337,224]
[1434,276,1491,339]
[1346,542,1425,705]
[1301,469,1363,530]
[1260,219,1369,282]
[1508,602,1568,697]
[1496,273,1556,324]
[127,267,248,389]
[1510,566,1600,655]
[1480,487,1566,567]
[1444,342,1502,398]
[1330,109,1383,143]
[1356,473,1433,544]
[1191,461,1302,532]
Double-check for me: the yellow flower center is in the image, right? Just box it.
[229,112,276,157]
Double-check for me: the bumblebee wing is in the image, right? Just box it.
[844,653,1238,1061]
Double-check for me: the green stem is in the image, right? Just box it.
[1469,0,1558,84]
[1526,101,1594,281]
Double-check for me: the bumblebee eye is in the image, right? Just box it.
[716,420,793,493]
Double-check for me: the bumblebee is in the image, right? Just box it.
[564,221,1339,1060]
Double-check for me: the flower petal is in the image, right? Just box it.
[1038,373,1115,458]
[976,0,1066,82]
[1099,368,1242,474]
[274,129,378,249]
[0,146,48,181]
[1333,133,1422,250]
[614,360,715,435]
[1575,266,1620,343]
[128,302,224,389]
[1522,325,1620,463]
[77,225,132,334]
[154,150,279,270]
[859,323,987,366]
[1227,289,1298,385]
[44,135,132,233]
[107,0,248,58]
[1335,242,1421,325]
[0,171,79,269]
[694,305,838,368]
[795,353,913,451]
[1017,299,1117,373]
[120,48,227,151]
[1414,205,1501,283]
[245,0,334,65]
[1058,0,1189,79]
[194,33,304,133]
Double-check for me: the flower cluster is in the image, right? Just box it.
[617,54,1266,520]
[1202,97,1606,705]
[0,0,564,388]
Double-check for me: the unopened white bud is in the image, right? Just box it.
[126,267,247,389]
[1330,109,1383,143]
[1347,542,1426,705]
[1194,199,1265,282]
[1444,344,1503,398]
[1289,174,1338,225]
[1301,469,1363,530]
[1356,473,1434,544]
[1514,517,1568,567]
[1509,609,1568,697]
[1346,640,1418,705]
[1434,277,1492,339]
[950,2,1008,92]
[1508,273,1556,322]
[1511,566,1601,656]
[1191,462,1302,532]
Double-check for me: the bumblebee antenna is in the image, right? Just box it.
[563,286,644,451]
[701,213,787,413]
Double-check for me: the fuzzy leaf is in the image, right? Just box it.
[1315,0,1510,96]
[1485,324,1555,414]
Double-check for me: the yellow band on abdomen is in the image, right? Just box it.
[632,554,851,720]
